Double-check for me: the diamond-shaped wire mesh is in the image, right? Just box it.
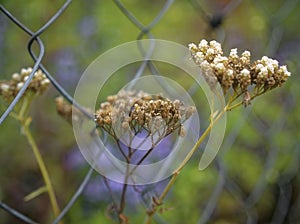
[0,0,299,223]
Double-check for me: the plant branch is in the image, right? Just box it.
[22,119,61,219]
[144,103,230,223]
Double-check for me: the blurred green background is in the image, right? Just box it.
[0,0,300,223]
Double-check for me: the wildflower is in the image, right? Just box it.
[55,96,87,123]
[0,83,10,92]
[0,67,50,102]
[189,39,291,105]
[12,73,21,81]
[56,96,73,122]
[95,90,195,139]
[236,68,251,90]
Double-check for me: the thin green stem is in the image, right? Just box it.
[18,95,31,119]
[22,120,61,219]
[226,90,265,110]
[14,95,61,219]
[227,101,243,110]
[24,185,47,202]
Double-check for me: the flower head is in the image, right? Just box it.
[0,67,50,102]
[95,90,195,139]
[189,39,291,105]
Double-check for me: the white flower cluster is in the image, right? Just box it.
[0,67,50,101]
[189,39,291,93]
[253,56,290,88]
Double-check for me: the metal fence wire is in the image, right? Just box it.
[1,0,300,223]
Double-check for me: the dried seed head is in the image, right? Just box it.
[95,90,196,139]
[55,96,87,123]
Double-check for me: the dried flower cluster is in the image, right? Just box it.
[95,90,195,138]
[56,96,74,123]
[55,96,89,124]
[189,39,291,94]
[0,67,50,101]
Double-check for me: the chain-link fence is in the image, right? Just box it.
[1,0,299,223]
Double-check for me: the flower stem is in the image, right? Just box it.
[145,106,228,224]
[22,120,61,220]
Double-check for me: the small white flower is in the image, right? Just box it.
[280,65,291,77]
[26,67,33,74]
[41,79,50,86]
[206,48,215,55]
[0,83,10,92]
[196,51,204,59]
[12,73,21,81]
[23,76,29,82]
[198,39,208,49]
[227,69,234,77]
[241,68,250,77]
[200,60,211,71]
[270,59,279,68]
[101,102,110,109]
[210,40,222,54]
[262,56,277,69]
[16,82,24,90]
[255,63,264,71]
[21,68,28,75]
[213,55,228,64]
[229,48,238,58]
[209,40,218,46]
[215,63,225,71]
[242,50,251,58]
[259,67,268,76]
[34,71,41,77]
[188,43,198,52]
[20,67,33,76]
[266,64,275,73]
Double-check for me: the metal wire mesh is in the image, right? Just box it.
[0,0,299,223]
